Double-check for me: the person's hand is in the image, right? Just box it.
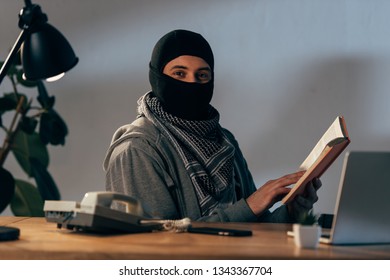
[287,178,322,221]
[246,171,305,216]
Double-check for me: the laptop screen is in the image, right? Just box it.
[327,151,390,245]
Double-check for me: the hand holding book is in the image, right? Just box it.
[281,116,350,204]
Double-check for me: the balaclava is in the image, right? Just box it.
[149,29,214,120]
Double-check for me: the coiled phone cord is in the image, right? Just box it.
[140,217,191,233]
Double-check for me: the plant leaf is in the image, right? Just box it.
[10,179,44,217]
[30,158,61,201]
[6,63,18,77]
[16,69,38,88]
[20,116,38,134]
[11,131,49,176]
[0,167,16,213]
[297,210,318,225]
[0,94,17,111]
[0,92,29,112]
[39,109,68,146]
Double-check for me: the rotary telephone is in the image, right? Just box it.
[44,191,189,233]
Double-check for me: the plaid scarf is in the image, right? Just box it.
[137,93,236,216]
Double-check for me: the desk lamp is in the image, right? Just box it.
[0,0,78,84]
[0,0,78,241]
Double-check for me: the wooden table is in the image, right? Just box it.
[1,217,390,260]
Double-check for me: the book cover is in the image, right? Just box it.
[281,116,350,204]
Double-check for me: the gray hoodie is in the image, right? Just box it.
[103,116,293,223]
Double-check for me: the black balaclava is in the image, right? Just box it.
[149,29,214,120]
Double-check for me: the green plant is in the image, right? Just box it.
[0,59,68,216]
[296,210,318,226]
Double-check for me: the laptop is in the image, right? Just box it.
[320,151,390,245]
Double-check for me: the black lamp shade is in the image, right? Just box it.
[21,23,78,81]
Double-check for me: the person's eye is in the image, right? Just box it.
[172,71,186,78]
[197,71,211,82]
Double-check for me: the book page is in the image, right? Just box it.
[299,116,345,170]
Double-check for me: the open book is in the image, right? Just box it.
[281,116,350,204]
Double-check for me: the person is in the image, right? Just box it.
[103,29,321,222]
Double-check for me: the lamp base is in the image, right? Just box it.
[0,226,20,241]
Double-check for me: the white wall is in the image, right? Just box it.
[1,0,390,216]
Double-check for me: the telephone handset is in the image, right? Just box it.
[44,191,177,233]
[80,191,147,217]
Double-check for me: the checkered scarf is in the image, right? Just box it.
[137,93,236,216]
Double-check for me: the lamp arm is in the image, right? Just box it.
[0,29,28,86]
[0,1,48,86]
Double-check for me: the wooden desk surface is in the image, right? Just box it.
[1,217,390,260]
